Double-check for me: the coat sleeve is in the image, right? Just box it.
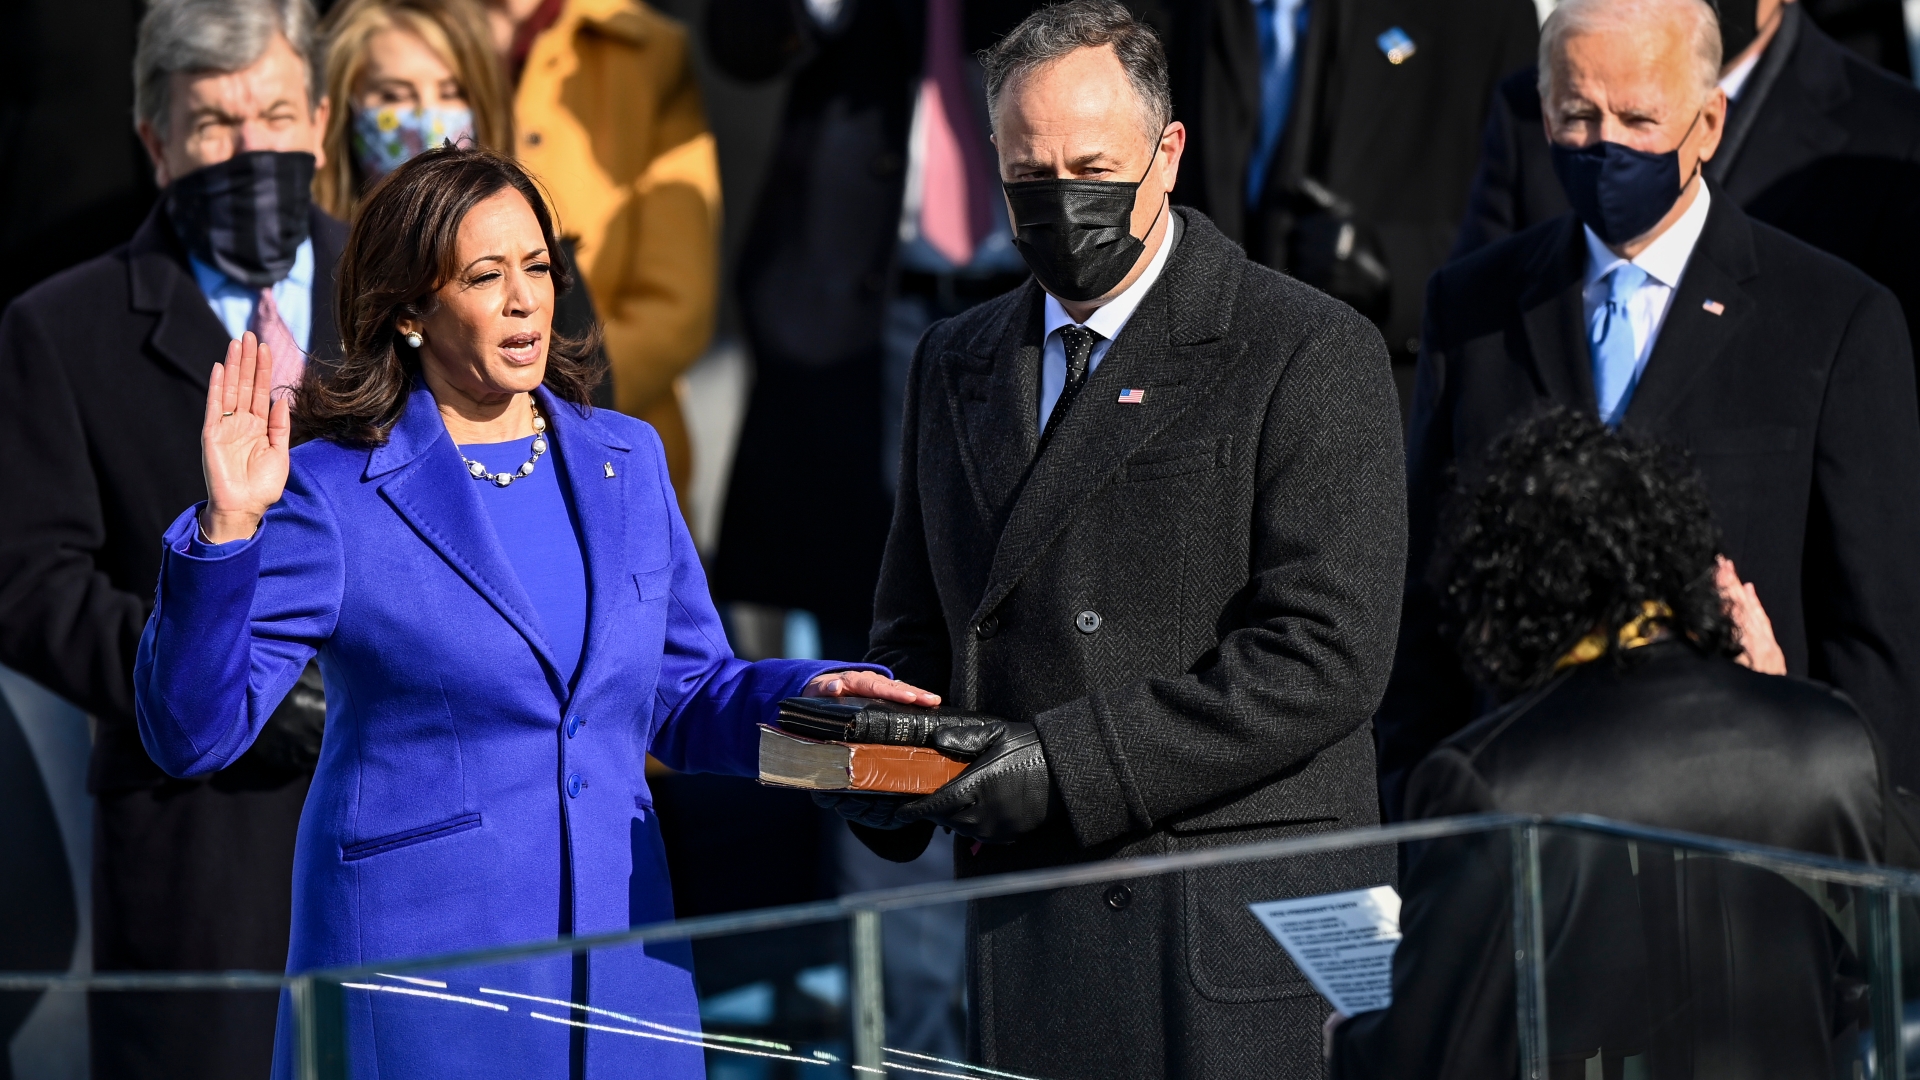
[866,325,954,696]
[1038,303,1410,848]
[0,299,149,723]
[1372,272,1480,820]
[133,463,345,777]
[600,24,722,421]
[1804,284,1920,786]
[643,425,883,776]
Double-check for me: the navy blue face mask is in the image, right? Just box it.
[1549,113,1701,246]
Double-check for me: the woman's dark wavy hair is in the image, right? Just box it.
[294,145,604,446]
[1444,407,1738,694]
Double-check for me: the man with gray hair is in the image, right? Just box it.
[830,2,1408,1074]
[1376,0,1920,820]
[0,0,341,1074]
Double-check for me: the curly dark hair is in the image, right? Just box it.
[293,145,603,447]
[1445,408,1738,693]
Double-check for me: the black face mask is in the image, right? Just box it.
[1714,0,1761,64]
[165,150,315,288]
[1003,160,1166,303]
[1549,113,1700,246]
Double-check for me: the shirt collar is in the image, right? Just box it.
[1719,47,1762,101]
[1043,211,1181,343]
[1582,180,1712,292]
[189,235,315,297]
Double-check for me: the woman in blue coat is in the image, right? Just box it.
[132,147,937,1078]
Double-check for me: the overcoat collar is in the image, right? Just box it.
[954,208,1243,624]
[1711,8,1851,201]
[127,202,347,384]
[1518,186,1759,429]
[369,383,633,698]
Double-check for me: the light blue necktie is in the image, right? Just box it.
[1590,264,1649,426]
[1246,0,1310,209]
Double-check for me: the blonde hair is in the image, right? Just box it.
[314,0,512,220]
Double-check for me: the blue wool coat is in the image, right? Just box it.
[134,385,862,1078]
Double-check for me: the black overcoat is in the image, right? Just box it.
[1377,191,1920,817]
[0,201,343,1079]
[1339,641,1920,1079]
[1452,6,1920,367]
[868,208,1409,1077]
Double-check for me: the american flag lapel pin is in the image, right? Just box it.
[1117,388,1146,404]
[1702,299,1726,316]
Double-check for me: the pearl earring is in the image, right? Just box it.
[404,331,424,349]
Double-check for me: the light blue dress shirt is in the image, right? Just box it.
[188,237,314,352]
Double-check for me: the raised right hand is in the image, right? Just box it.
[199,332,292,543]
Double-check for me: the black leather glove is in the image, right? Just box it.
[1285,178,1391,323]
[812,790,918,830]
[897,720,1055,844]
[245,660,326,775]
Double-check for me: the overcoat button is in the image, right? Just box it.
[1075,610,1102,634]
[567,773,583,798]
[1105,884,1132,910]
[566,715,583,738]
[976,614,1000,640]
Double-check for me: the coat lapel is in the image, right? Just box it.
[126,203,231,389]
[1621,193,1759,430]
[972,211,1240,623]
[947,285,1043,527]
[1518,217,1597,412]
[541,388,633,699]
[371,385,561,675]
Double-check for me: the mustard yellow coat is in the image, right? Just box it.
[515,0,719,497]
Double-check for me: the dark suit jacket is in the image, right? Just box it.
[0,202,343,789]
[1376,190,1920,817]
[1132,0,1537,355]
[1336,641,1918,1079]
[1453,6,1920,363]
[869,208,1408,1076]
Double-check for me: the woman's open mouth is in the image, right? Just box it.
[499,332,542,364]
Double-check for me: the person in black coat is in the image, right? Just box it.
[0,0,339,1074]
[1375,0,1920,821]
[1452,0,1920,366]
[1129,0,1537,391]
[704,0,1042,655]
[837,6,1407,1074]
[1332,409,1920,1079]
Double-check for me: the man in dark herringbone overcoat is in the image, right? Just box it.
[830,3,1408,1075]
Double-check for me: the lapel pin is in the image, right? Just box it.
[604,462,616,478]
[1376,27,1417,65]
[1702,299,1726,316]
[1117,388,1146,404]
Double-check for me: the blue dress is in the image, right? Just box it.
[133,385,870,1078]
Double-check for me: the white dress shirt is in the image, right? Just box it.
[1719,47,1762,101]
[1038,213,1182,431]
[189,236,315,353]
[1580,181,1712,386]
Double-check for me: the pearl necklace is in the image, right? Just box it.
[460,400,548,487]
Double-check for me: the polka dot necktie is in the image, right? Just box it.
[1045,324,1098,440]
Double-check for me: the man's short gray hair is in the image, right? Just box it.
[982,0,1173,140]
[1537,0,1722,101]
[135,0,322,135]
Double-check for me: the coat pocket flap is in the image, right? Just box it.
[341,812,483,861]
[1126,436,1232,482]
[634,566,674,602]
[1686,426,1798,455]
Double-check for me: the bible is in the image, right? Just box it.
[757,696,992,794]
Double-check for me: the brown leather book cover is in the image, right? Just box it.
[757,725,967,795]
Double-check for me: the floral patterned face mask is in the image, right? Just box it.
[351,105,475,179]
